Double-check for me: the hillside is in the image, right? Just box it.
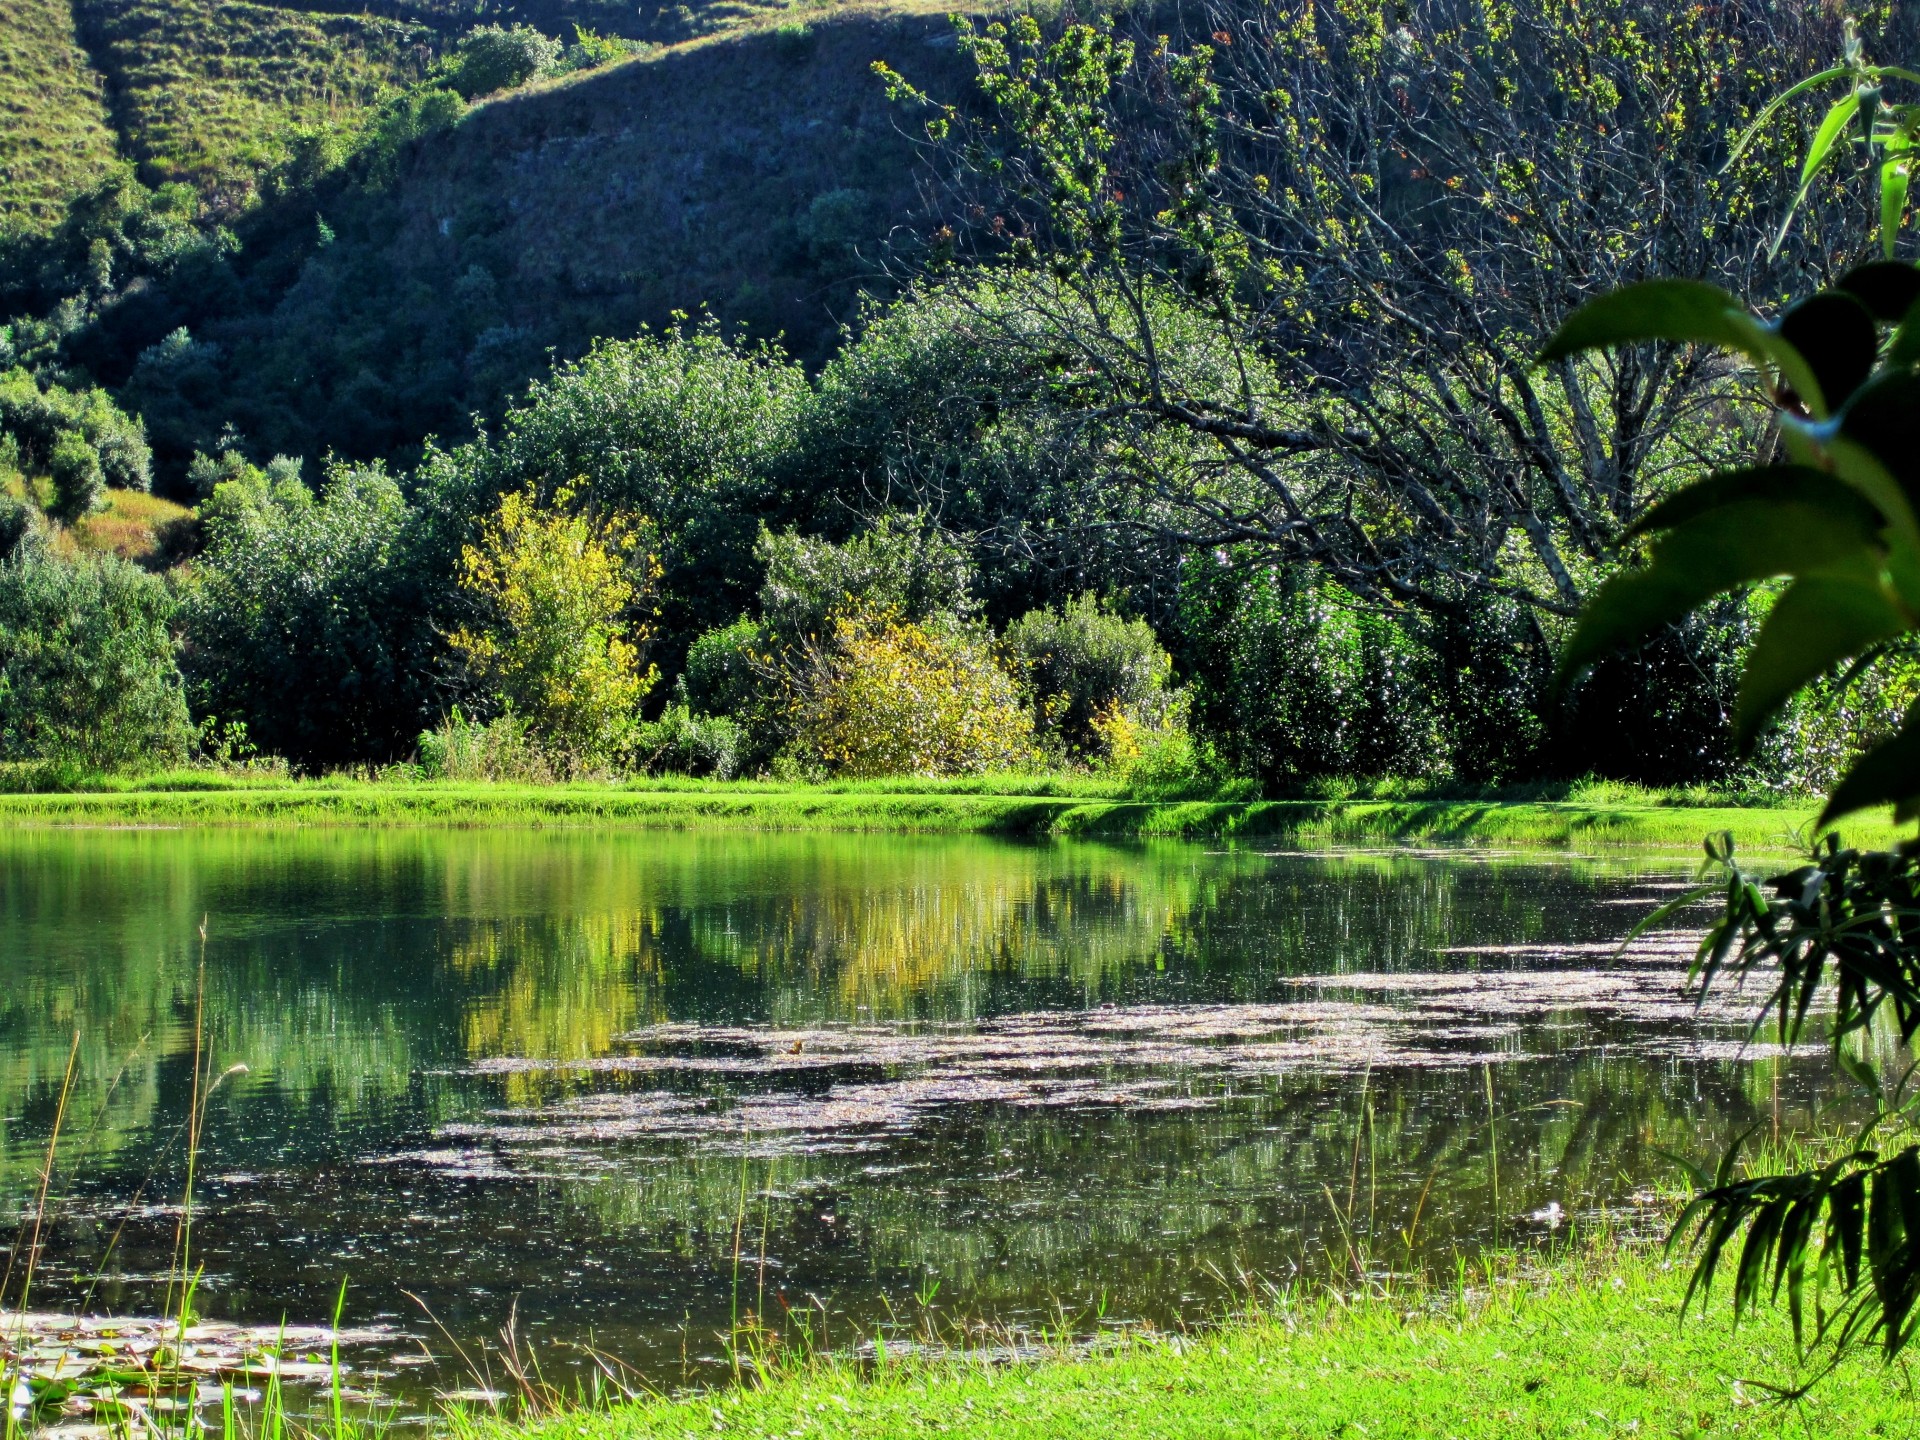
[73,0,438,204]
[0,0,121,230]
[56,5,972,479]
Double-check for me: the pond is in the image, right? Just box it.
[0,828,1841,1407]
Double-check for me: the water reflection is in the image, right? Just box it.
[0,829,1844,1393]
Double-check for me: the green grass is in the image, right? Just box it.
[471,1245,1919,1439]
[0,773,1896,851]
[74,0,434,196]
[0,0,120,230]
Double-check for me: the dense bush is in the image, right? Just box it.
[682,617,766,722]
[414,326,808,672]
[1002,595,1174,761]
[756,514,976,653]
[444,25,562,99]
[0,368,151,501]
[0,552,192,770]
[181,462,435,768]
[786,608,1034,777]
[632,703,747,779]
[1182,562,1441,786]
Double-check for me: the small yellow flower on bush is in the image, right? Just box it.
[789,608,1036,777]
[450,485,659,769]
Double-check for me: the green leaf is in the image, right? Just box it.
[1626,465,1874,539]
[1734,574,1909,748]
[1822,716,1920,826]
[1882,161,1913,259]
[1767,91,1865,259]
[1541,281,1828,417]
[1723,64,1852,168]
[1558,492,1888,687]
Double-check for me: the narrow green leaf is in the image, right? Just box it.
[1724,65,1852,168]
[1882,160,1913,259]
[1734,574,1909,748]
[1801,91,1865,191]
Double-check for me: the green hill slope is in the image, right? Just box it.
[73,0,436,202]
[0,0,120,231]
[5,0,972,480]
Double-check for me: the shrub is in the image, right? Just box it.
[450,486,658,769]
[683,616,767,720]
[47,432,103,521]
[0,552,192,770]
[632,703,746,779]
[0,368,151,502]
[757,514,976,654]
[787,609,1035,777]
[414,325,807,670]
[446,25,562,99]
[1003,595,1175,760]
[1094,693,1211,797]
[416,708,554,783]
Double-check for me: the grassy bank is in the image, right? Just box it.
[0,773,1895,851]
[474,1247,1903,1440]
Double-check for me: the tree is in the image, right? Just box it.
[0,552,192,771]
[181,462,434,768]
[450,486,658,769]
[1003,594,1175,760]
[878,0,1903,623]
[413,324,807,671]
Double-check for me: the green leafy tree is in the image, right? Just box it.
[0,552,192,771]
[414,324,807,672]
[181,462,435,768]
[445,25,562,99]
[878,1,1897,622]
[449,485,659,770]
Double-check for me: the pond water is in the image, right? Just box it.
[0,828,1842,1403]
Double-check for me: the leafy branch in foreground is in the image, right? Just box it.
[1547,33,1920,1382]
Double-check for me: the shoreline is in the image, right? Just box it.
[462,1244,1890,1440]
[0,780,1891,851]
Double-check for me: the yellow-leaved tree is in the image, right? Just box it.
[789,608,1035,778]
[450,486,658,770]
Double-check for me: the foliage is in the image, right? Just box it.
[756,513,976,655]
[0,551,191,770]
[1093,692,1212,798]
[682,617,767,723]
[418,325,808,669]
[444,25,562,100]
[1002,594,1174,761]
[880,1,1898,622]
[180,461,433,768]
[0,367,151,499]
[786,608,1035,778]
[450,485,658,769]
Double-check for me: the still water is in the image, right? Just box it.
[0,828,1839,1394]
